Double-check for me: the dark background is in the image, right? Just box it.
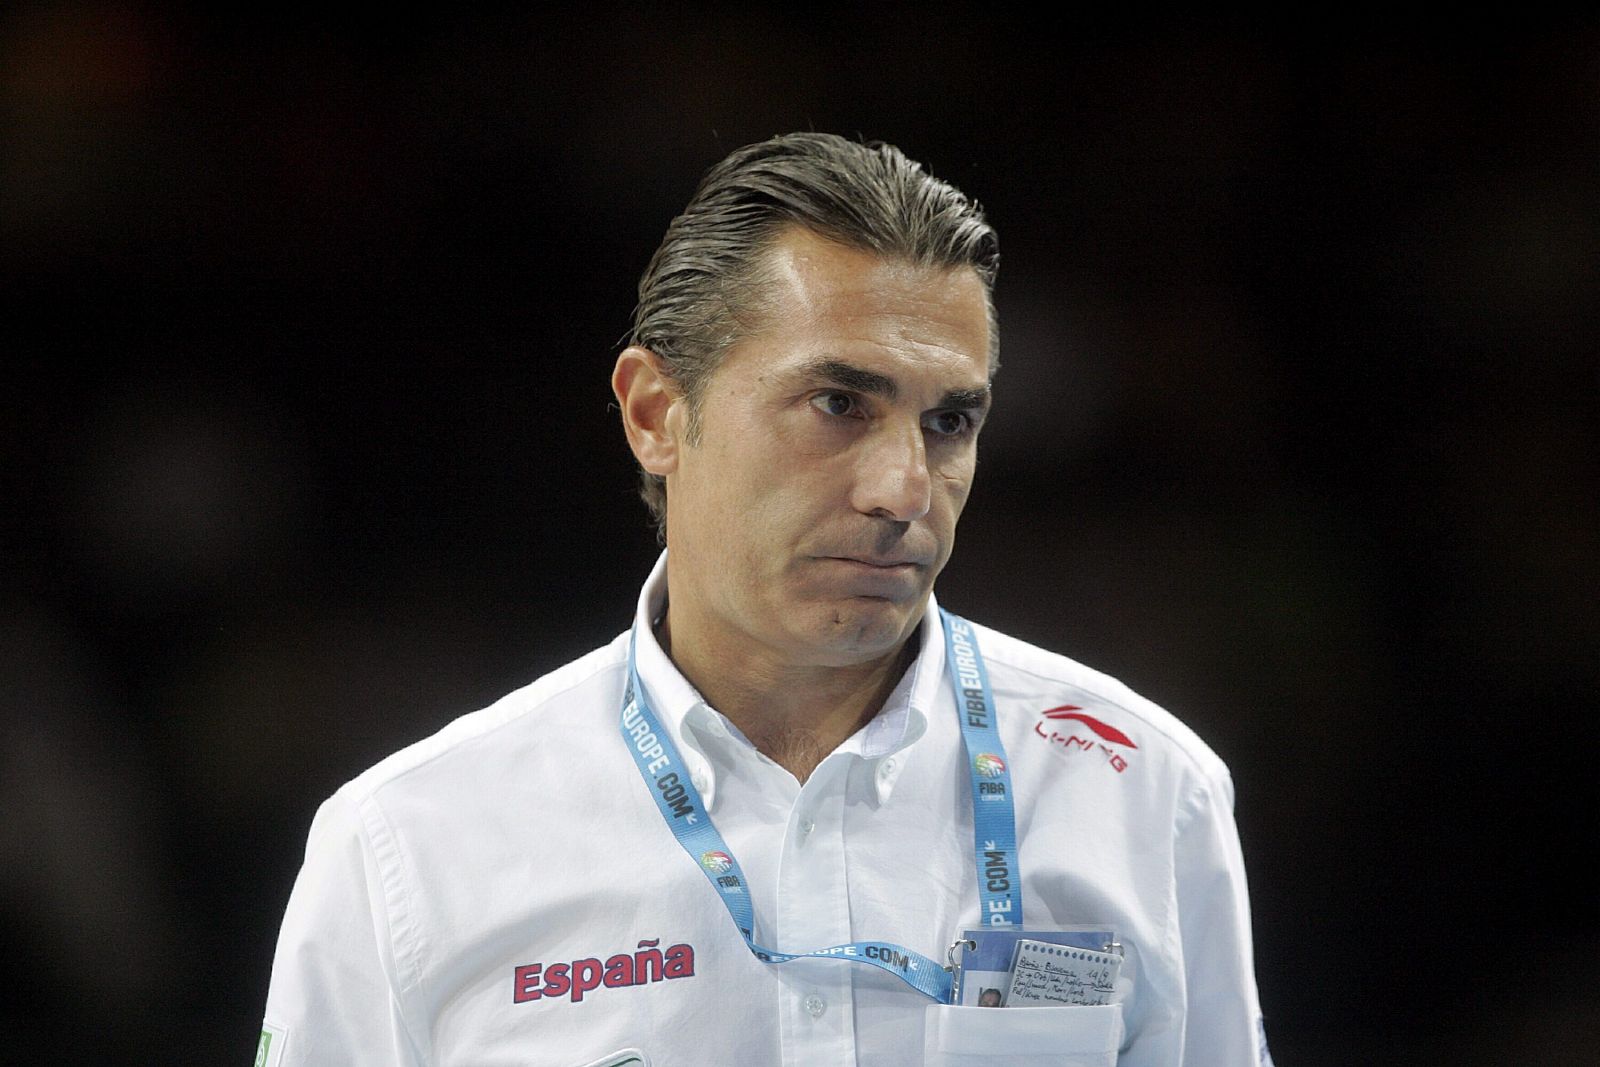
[3,6,1597,1064]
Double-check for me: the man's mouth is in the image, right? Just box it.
[826,555,927,569]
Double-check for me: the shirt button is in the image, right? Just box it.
[691,771,710,792]
[803,994,826,1018]
[799,817,815,837]
[878,758,898,779]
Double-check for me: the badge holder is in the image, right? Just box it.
[946,928,1122,1007]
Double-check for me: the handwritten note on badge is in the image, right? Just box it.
[1003,939,1123,1007]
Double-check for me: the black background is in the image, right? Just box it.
[3,7,1597,1064]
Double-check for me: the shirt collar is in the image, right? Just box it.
[629,550,943,806]
[631,552,717,804]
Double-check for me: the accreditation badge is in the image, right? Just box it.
[951,928,1122,1007]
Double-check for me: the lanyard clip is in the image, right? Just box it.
[945,937,977,1005]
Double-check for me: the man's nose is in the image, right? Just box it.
[851,421,932,521]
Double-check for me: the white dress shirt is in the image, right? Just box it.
[261,554,1271,1066]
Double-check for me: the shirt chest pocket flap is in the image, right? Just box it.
[923,1003,1123,1067]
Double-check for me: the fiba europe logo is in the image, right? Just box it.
[973,753,1006,778]
[700,850,734,873]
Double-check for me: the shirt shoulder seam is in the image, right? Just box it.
[326,637,629,1065]
[343,638,627,803]
[351,790,434,1064]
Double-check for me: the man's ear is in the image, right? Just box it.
[612,346,683,477]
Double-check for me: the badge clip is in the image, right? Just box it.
[945,937,977,1004]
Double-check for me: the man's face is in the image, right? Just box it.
[662,226,993,669]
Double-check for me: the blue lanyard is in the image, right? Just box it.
[620,608,1022,1003]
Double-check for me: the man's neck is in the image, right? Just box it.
[655,610,916,784]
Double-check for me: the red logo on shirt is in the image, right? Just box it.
[1033,705,1137,773]
[512,938,696,1004]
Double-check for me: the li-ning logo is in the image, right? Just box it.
[512,938,696,1004]
[1033,705,1138,773]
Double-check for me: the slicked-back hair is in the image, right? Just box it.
[626,132,1000,536]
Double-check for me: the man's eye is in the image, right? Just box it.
[923,411,971,437]
[810,391,858,418]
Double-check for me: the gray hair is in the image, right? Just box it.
[627,132,999,534]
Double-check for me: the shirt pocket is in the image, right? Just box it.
[923,1003,1123,1067]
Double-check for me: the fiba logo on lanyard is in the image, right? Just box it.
[700,850,734,873]
[973,752,1009,801]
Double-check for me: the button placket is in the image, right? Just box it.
[776,759,857,1067]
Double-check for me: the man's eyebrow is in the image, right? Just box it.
[942,386,992,412]
[797,359,992,411]
[800,359,897,400]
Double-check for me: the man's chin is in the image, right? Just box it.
[796,595,928,664]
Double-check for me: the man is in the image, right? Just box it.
[260,133,1272,1066]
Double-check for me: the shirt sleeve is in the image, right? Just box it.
[261,790,427,1066]
[1172,769,1273,1066]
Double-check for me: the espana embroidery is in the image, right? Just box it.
[512,939,696,1004]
